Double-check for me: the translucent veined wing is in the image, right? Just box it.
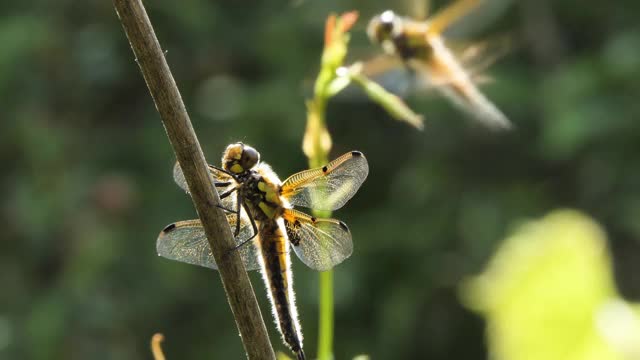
[426,0,481,36]
[280,151,368,211]
[358,55,416,98]
[457,35,512,75]
[173,161,237,209]
[409,45,511,130]
[156,213,260,271]
[361,35,508,94]
[283,209,353,271]
[401,0,430,21]
[441,0,515,39]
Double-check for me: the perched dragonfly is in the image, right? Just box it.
[157,143,369,360]
[366,0,512,130]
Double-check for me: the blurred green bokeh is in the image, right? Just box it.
[460,210,640,360]
[2,0,640,359]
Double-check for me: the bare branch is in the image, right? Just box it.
[112,1,275,358]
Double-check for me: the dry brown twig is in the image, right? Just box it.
[112,0,275,358]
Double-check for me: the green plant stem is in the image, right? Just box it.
[304,106,333,359]
[308,122,334,360]
[304,13,355,359]
[317,270,334,360]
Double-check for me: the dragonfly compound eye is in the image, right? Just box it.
[368,10,398,43]
[241,145,260,170]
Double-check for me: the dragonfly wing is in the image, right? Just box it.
[156,213,261,271]
[173,161,237,209]
[436,79,511,130]
[442,0,516,38]
[456,35,512,75]
[284,209,353,271]
[280,151,368,211]
[426,0,481,36]
[410,44,512,130]
[406,0,430,21]
[358,55,415,98]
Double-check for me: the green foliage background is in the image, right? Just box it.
[2,0,640,359]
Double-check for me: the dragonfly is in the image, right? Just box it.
[156,143,369,360]
[366,0,513,130]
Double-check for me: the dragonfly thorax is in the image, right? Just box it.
[240,165,284,221]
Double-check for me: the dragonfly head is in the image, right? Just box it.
[223,142,261,175]
[367,10,402,51]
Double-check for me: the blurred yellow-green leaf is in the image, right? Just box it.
[352,355,371,360]
[460,210,640,360]
[276,351,293,360]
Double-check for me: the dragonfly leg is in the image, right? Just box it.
[215,204,237,213]
[233,192,243,237]
[241,202,258,242]
[230,231,258,253]
[226,203,259,256]
[214,181,232,187]
[215,188,239,213]
[219,187,237,200]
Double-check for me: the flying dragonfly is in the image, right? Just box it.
[366,0,513,130]
[157,143,368,360]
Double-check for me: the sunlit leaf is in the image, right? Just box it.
[277,351,294,360]
[460,209,640,360]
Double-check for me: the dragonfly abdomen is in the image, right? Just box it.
[259,219,305,359]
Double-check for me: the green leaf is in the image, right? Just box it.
[276,351,294,360]
[460,209,640,360]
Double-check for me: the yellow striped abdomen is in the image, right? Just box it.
[258,218,304,358]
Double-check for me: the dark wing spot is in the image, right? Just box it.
[338,221,349,232]
[351,151,363,157]
[162,223,177,232]
[285,223,302,246]
[310,217,317,223]
[322,166,328,173]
